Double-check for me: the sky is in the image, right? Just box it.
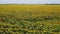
[0,0,60,4]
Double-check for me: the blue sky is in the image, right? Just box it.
[0,0,60,4]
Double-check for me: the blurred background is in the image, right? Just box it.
[0,0,60,4]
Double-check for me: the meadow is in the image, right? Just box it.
[0,4,60,34]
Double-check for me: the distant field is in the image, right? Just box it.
[0,4,60,34]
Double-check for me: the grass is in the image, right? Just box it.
[0,4,60,34]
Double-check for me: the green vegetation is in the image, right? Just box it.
[0,4,60,34]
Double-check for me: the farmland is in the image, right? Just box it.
[0,4,60,34]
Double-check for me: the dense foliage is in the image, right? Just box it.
[0,5,60,34]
